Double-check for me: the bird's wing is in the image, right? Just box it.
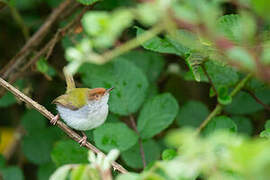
[52,94,78,110]
[52,89,88,110]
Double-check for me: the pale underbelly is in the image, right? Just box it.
[57,104,108,131]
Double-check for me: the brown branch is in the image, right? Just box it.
[129,115,147,168]
[21,7,89,72]
[246,90,270,111]
[0,77,128,174]
[0,0,77,79]
[0,5,89,97]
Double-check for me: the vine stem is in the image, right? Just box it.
[246,90,270,111]
[0,77,128,174]
[129,115,147,168]
[85,23,164,64]
[196,73,253,133]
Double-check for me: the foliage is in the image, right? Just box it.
[1,0,270,179]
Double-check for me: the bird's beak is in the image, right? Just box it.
[106,87,114,93]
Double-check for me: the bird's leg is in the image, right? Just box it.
[50,114,59,125]
[78,131,87,147]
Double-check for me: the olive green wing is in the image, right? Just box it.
[52,88,88,110]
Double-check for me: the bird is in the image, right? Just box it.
[51,69,113,146]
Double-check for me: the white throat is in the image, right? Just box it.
[57,93,110,131]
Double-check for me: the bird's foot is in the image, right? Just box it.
[78,133,87,147]
[50,114,59,125]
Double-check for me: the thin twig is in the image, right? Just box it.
[246,90,270,111]
[0,5,88,97]
[202,64,218,97]
[129,115,147,168]
[21,7,89,72]
[196,104,222,133]
[84,23,164,64]
[0,0,77,79]
[0,77,128,173]
[196,73,253,133]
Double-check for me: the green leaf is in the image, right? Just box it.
[261,41,270,65]
[176,100,209,128]
[245,77,266,92]
[0,155,5,168]
[21,109,46,134]
[36,58,48,73]
[260,129,270,138]
[204,60,239,89]
[217,14,240,42]
[226,46,255,70]
[251,0,270,21]
[121,50,165,83]
[162,149,177,161]
[203,116,237,135]
[217,86,232,105]
[232,116,253,135]
[145,83,159,101]
[166,30,197,54]
[1,166,24,180]
[137,93,179,139]
[37,163,56,180]
[93,0,134,10]
[136,3,161,26]
[36,58,56,77]
[136,27,187,56]
[184,60,239,89]
[82,10,133,47]
[106,113,121,123]
[80,58,149,115]
[51,140,88,166]
[264,120,270,129]
[45,0,63,8]
[116,173,140,180]
[62,33,83,50]
[261,120,270,138]
[12,0,40,10]
[217,13,256,44]
[121,139,160,169]
[76,0,99,5]
[22,129,56,165]
[225,90,270,115]
[184,67,208,82]
[0,92,16,107]
[93,122,138,152]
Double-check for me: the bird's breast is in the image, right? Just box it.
[57,103,109,131]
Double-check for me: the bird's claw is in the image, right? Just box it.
[50,114,59,125]
[78,135,87,147]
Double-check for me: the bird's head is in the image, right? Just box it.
[87,87,114,106]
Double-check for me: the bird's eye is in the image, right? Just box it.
[95,94,99,99]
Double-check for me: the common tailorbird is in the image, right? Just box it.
[51,69,113,146]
